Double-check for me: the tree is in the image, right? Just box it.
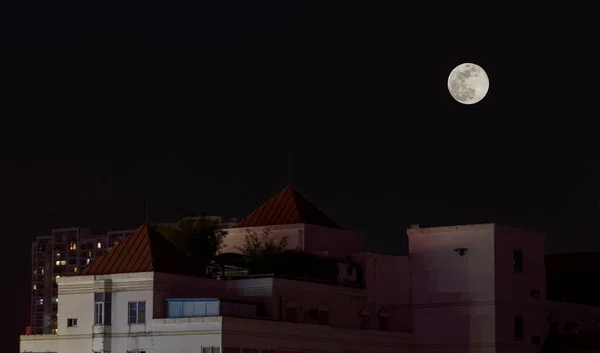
[235,227,290,274]
[235,227,289,258]
[159,216,227,262]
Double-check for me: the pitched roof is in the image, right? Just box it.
[81,223,204,277]
[236,185,341,229]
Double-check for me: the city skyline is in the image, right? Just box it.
[2,0,598,351]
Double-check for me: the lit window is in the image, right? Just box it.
[55,275,60,280]
[128,301,146,324]
[38,299,44,305]
[41,269,44,275]
[67,318,78,327]
[33,269,37,274]
[53,297,58,303]
[52,328,57,334]
[33,284,37,290]
[55,261,60,266]
[86,258,92,264]
[88,251,92,257]
[69,242,77,250]
[97,242,102,249]
[73,267,78,273]
[56,253,60,258]
[113,241,119,247]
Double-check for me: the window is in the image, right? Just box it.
[223,348,241,353]
[202,348,221,353]
[69,242,77,250]
[94,292,112,325]
[379,316,389,331]
[38,299,44,305]
[41,269,44,275]
[67,318,78,327]
[514,316,524,339]
[128,301,146,324]
[55,260,66,266]
[530,289,540,298]
[285,307,297,322]
[73,267,78,273]
[97,242,102,249]
[318,309,329,325]
[378,309,389,331]
[513,250,523,272]
[360,314,371,329]
[86,258,92,264]
[33,284,36,290]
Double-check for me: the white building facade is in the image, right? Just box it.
[20,271,412,353]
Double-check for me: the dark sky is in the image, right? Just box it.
[2,0,599,349]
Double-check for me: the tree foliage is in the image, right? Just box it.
[234,228,291,274]
[159,216,227,263]
[235,227,289,258]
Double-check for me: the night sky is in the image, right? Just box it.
[1,1,599,349]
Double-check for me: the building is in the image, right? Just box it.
[29,216,237,336]
[21,185,600,352]
[30,228,133,335]
[21,222,412,353]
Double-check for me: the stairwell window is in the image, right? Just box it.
[128,301,146,324]
[514,316,525,339]
[94,292,112,325]
[513,250,523,273]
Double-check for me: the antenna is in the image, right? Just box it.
[288,152,292,185]
[144,182,148,222]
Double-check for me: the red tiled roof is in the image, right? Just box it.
[237,185,341,229]
[81,223,204,277]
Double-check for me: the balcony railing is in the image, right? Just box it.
[226,273,365,288]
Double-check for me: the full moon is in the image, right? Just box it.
[447,63,489,105]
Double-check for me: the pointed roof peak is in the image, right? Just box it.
[237,185,341,229]
[81,223,204,277]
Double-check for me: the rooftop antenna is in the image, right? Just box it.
[288,152,292,185]
[144,182,148,222]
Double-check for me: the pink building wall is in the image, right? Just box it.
[303,224,363,259]
[493,225,546,351]
[221,225,304,254]
[408,224,497,352]
[221,224,364,259]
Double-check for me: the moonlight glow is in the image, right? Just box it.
[447,63,489,105]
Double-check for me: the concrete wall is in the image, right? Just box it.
[408,224,497,352]
[222,316,413,353]
[303,225,364,258]
[22,315,412,353]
